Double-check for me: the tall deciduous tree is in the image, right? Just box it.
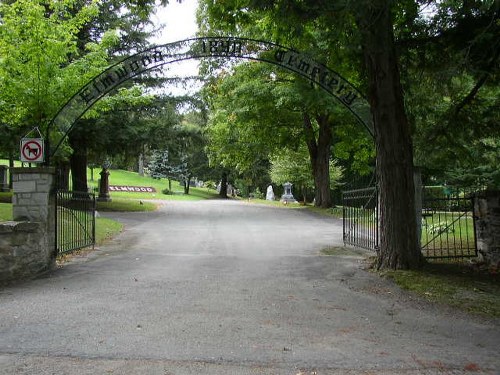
[355,0,423,269]
[199,0,426,268]
[270,145,343,203]
[0,0,102,151]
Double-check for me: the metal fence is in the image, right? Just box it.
[342,187,379,251]
[342,185,478,261]
[55,190,96,255]
[421,190,477,260]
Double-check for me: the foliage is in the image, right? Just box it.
[0,0,112,162]
[397,1,500,188]
[269,147,314,190]
[0,0,100,126]
[252,187,264,200]
[148,149,181,181]
[270,146,343,189]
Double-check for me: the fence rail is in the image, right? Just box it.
[342,187,379,251]
[342,186,478,260]
[421,193,477,260]
[55,190,96,255]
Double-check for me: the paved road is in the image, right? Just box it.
[0,200,499,374]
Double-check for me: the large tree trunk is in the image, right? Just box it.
[69,135,89,194]
[55,161,71,191]
[219,171,228,198]
[138,152,145,176]
[358,0,424,269]
[303,113,332,208]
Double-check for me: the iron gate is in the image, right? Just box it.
[55,190,96,255]
[421,189,477,260]
[342,185,478,260]
[342,187,379,251]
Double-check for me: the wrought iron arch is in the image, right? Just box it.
[49,37,374,158]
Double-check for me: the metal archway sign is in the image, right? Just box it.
[49,37,374,158]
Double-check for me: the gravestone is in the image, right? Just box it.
[266,185,275,201]
[97,168,112,202]
[280,182,297,204]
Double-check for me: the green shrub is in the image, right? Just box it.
[162,188,174,195]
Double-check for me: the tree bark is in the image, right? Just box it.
[138,152,145,176]
[69,134,89,194]
[303,113,332,208]
[219,171,228,198]
[55,161,70,191]
[358,0,424,269]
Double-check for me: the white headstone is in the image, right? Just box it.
[266,185,275,201]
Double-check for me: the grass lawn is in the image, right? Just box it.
[0,161,220,202]
[321,245,500,319]
[381,264,500,318]
[97,198,157,212]
[87,169,219,201]
[95,217,123,244]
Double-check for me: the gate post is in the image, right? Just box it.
[11,167,56,272]
[474,191,500,271]
[414,168,422,249]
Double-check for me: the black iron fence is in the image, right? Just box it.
[55,190,96,255]
[421,189,477,260]
[342,187,379,251]
[341,185,478,260]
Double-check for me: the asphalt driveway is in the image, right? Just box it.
[0,200,498,374]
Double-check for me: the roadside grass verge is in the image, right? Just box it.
[57,216,123,264]
[306,205,343,218]
[97,198,157,212]
[320,246,367,257]
[95,216,123,244]
[382,264,500,318]
[240,197,315,209]
[321,245,500,318]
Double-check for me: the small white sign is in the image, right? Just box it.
[20,138,44,163]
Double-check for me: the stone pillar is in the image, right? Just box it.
[0,165,9,192]
[12,167,55,223]
[474,191,500,270]
[97,168,111,202]
[11,167,56,271]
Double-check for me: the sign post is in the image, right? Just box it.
[20,138,44,163]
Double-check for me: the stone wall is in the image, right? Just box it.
[474,191,500,270]
[0,168,56,283]
[0,221,53,282]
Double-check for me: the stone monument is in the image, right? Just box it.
[97,159,112,202]
[280,182,297,204]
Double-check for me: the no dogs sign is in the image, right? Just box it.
[20,138,44,163]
